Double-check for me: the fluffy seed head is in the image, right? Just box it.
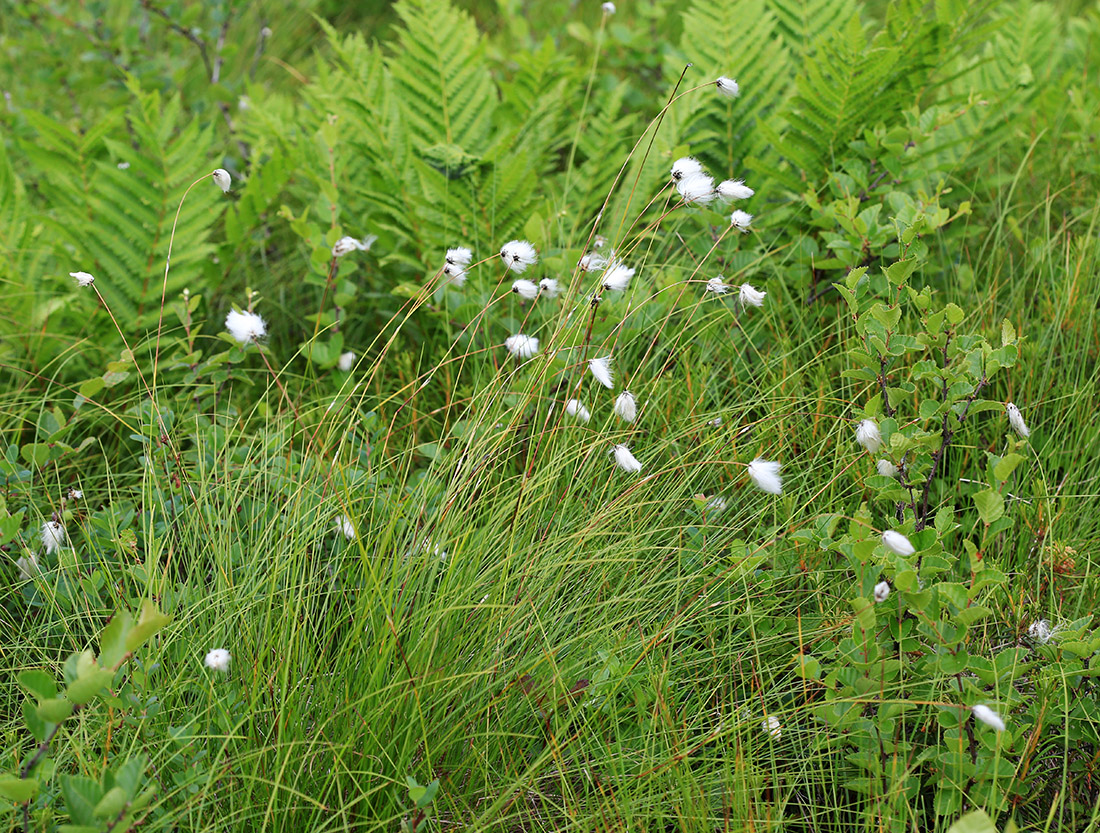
[856,419,882,454]
[762,715,781,738]
[333,235,377,257]
[706,496,727,514]
[715,76,740,98]
[204,648,232,672]
[876,459,898,478]
[602,1,616,12]
[706,277,730,294]
[612,444,642,474]
[445,247,472,267]
[716,179,754,201]
[505,333,540,359]
[337,351,356,372]
[500,240,538,274]
[1006,402,1030,438]
[881,530,915,556]
[971,704,1006,732]
[565,399,591,422]
[443,263,467,286]
[671,157,704,181]
[730,210,753,230]
[1028,619,1056,644]
[601,260,635,292]
[873,580,891,603]
[748,458,783,495]
[225,309,267,344]
[41,521,65,554]
[212,168,232,193]
[580,252,609,272]
[614,390,637,423]
[677,172,716,205]
[68,488,83,501]
[16,555,39,581]
[335,514,355,540]
[589,356,614,388]
[70,271,95,287]
[538,278,560,298]
[739,283,766,308]
[512,279,539,300]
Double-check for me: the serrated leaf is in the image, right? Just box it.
[947,809,998,833]
[94,785,129,818]
[18,669,58,701]
[60,775,102,826]
[993,453,1025,483]
[973,489,1004,525]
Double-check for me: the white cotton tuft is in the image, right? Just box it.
[614,390,637,423]
[445,247,472,267]
[580,252,609,272]
[225,309,267,344]
[335,514,356,540]
[204,648,232,672]
[337,351,356,372]
[876,459,898,478]
[589,356,614,388]
[601,260,635,292]
[671,157,704,181]
[70,271,95,287]
[16,554,39,581]
[565,399,591,422]
[856,419,882,454]
[602,1,616,13]
[1028,619,1056,644]
[677,172,716,205]
[715,76,740,98]
[739,283,766,308]
[706,277,730,295]
[881,530,915,556]
[333,235,377,257]
[716,180,754,202]
[611,444,642,474]
[1006,402,1030,438]
[538,278,560,298]
[500,240,539,274]
[505,333,540,359]
[873,580,891,603]
[41,521,65,554]
[731,210,753,230]
[971,705,1006,732]
[748,458,782,495]
[212,168,232,193]
[762,715,781,738]
[706,496,727,514]
[512,279,539,300]
[443,263,467,287]
[68,488,83,501]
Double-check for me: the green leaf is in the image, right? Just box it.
[65,668,115,706]
[883,259,917,287]
[18,669,58,701]
[415,779,440,809]
[124,600,171,653]
[20,443,50,466]
[0,776,39,802]
[22,699,49,741]
[1000,319,1016,347]
[973,489,1004,525]
[870,302,901,330]
[37,698,74,723]
[94,785,129,818]
[993,453,1025,483]
[99,611,134,670]
[60,775,102,826]
[943,304,965,325]
[947,809,998,833]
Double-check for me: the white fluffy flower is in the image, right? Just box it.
[739,283,766,308]
[602,1,616,12]
[500,240,538,274]
[855,420,882,454]
[505,334,540,359]
[212,168,232,193]
[612,444,642,474]
[614,390,637,422]
[730,210,753,230]
[333,235,377,257]
[706,496,727,514]
[512,279,539,300]
[881,530,915,556]
[337,351,356,372]
[67,488,83,501]
[601,260,635,292]
[538,278,560,298]
[716,180,754,201]
[70,271,95,287]
[565,399,591,422]
[677,172,716,205]
[706,277,729,294]
[443,263,467,287]
[117,161,130,170]
[589,356,614,388]
[225,309,267,344]
[873,580,890,603]
[204,648,232,673]
[971,705,1006,732]
[335,514,356,540]
[1006,402,1029,438]
[671,157,704,181]
[445,247,472,267]
[1028,619,1057,645]
[748,458,782,495]
[876,459,898,478]
[762,715,781,738]
[16,554,39,581]
[715,76,740,98]
[41,521,65,554]
[580,252,609,272]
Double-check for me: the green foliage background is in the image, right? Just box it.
[1,0,1099,830]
